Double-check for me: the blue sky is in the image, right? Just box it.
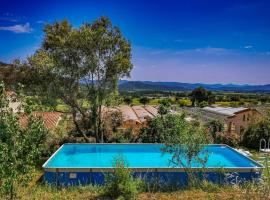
[0,0,270,84]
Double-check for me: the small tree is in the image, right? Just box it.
[0,82,48,199]
[189,87,214,107]
[242,119,270,149]
[104,156,142,200]
[139,97,149,106]
[158,99,171,116]
[206,120,224,142]
[123,96,132,105]
[102,109,123,141]
[139,113,209,186]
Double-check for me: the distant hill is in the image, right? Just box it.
[119,81,270,92]
[0,61,9,67]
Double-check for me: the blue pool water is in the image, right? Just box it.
[43,144,261,169]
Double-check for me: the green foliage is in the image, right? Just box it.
[242,119,270,149]
[102,110,123,141]
[123,96,132,105]
[179,99,192,107]
[206,120,224,142]
[206,119,240,147]
[189,87,214,107]
[0,82,48,199]
[158,99,171,115]
[140,113,209,187]
[104,156,143,200]
[112,129,137,143]
[139,113,209,168]
[28,17,132,143]
[139,97,149,105]
[198,101,208,108]
[215,132,240,147]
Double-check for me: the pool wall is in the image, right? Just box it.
[43,144,263,187]
[44,169,262,187]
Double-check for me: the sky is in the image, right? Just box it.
[0,0,270,84]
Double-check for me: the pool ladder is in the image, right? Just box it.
[260,139,270,153]
[258,139,270,179]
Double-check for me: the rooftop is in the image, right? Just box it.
[19,112,63,130]
[202,106,249,117]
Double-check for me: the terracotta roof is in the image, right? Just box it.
[119,105,141,123]
[19,112,63,130]
[132,105,155,122]
[144,105,158,117]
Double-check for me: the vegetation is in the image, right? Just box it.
[242,118,270,149]
[104,156,143,200]
[123,96,132,105]
[27,16,132,143]
[157,99,171,115]
[139,97,150,106]
[3,182,268,200]
[1,16,270,199]
[206,120,224,142]
[0,83,48,199]
[189,87,214,107]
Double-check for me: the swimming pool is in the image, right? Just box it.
[43,144,263,186]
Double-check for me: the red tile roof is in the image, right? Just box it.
[19,112,63,130]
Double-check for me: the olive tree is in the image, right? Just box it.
[28,17,132,142]
[139,113,209,186]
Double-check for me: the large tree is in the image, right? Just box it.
[28,17,132,142]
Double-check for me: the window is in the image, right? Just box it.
[243,114,246,122]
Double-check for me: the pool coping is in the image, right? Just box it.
[43,143,264,173]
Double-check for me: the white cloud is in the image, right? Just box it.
[36,20,45,24]
[175,47,232,55]
[244,45,253,49]
[0,23,33,33]
[174,39,183,43]
[150,50,168,55]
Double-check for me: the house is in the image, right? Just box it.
[202,106,262,135]
[103,105,158,132]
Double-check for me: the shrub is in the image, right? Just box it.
[0,82,48,199]
[241,119,270,149]
[139,97,149,105]
[179,99,192,107]
[215,132,240,147]
[104,156,143,200]
[206,120,224,142]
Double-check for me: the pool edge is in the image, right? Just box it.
[42,143,264,173]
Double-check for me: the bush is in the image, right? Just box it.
[104,156,143,200]
[0,83,48,199]
[241,119,270,149]
[179,99,192,107]
[215,132,240,147]
[206,120,224,142]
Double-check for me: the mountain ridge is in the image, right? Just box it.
[119,81,270,92]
